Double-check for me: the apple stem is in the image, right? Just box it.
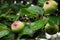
[46,2,49,4]
[14,33,18,40]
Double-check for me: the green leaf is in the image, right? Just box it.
[0,9,11,18]
[57,16,60,23]
[4,33,14,40]
[22,26,33,35]
[6,15,20,21]
[17,26,34,39]
[27,6,44,15]
[1,21,11,27]
[30,20,47,31]
[38,0,46,7]
[18,25,33,37]
[20,8,30,16]
[20,6,44,18]
[47,16,60,24]
[0,23,9,31]
[0,30,9,38]
[0,2,9,9]
[0,2,9,14]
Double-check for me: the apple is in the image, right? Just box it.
[11,21,24,32]
[45,23,59,35]
[43,0,58,15]
[46,0,53,1]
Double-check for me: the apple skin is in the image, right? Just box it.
[11,21,24,32]
[43,0,58,15]
[45,23,59,35]
[46,0,53,1]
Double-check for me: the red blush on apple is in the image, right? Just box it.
[12,22,19,28]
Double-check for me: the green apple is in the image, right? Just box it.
[46,0,53,1]
[45,23,59,35]
[11,21,24,32]
[43,0,58,15]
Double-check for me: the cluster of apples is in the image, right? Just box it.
[43,0,58,15]
[43,0,58,35]
[11,0,58,33]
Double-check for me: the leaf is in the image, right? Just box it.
[38,0,46,7]
[20,8,30,16]
[47,16,60,24]
[0,2,9,14]
[27,6,44,15]
[18,20,47,39]
[20,6,44,18]
[6,15,20,21]
[22,27,33,35]
[0,2,9,9]
[0,23,9,31]
[4,33,14,40]
[18,25,34,37]
[30,20,47,31]
[0,30,9,38]
[17,26,34,39]
[57,16,60,23]
[0,9,11,18]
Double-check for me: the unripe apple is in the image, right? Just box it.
[45,23,59,35]
[11,21,24,32]
[46,0,53,1]
[43,0,58,15]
